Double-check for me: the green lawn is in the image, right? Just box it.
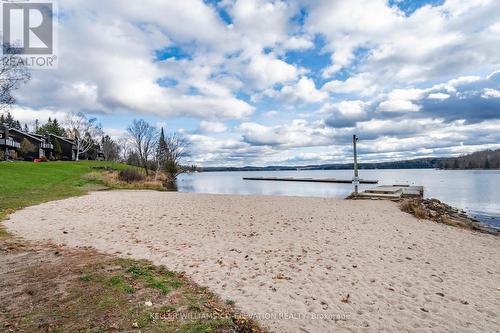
[0,160,128,221]
[0,161,263,332]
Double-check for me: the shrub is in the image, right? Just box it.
[9,150,17,160]
[400,199,428,219]
[19,138,36,156]
[118,169,145,183]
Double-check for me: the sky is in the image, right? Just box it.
[7,0,500,166]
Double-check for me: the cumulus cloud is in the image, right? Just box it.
[239,120,333,148]
[198,120,228,133]
[482,88,500,99]
[305,0,500,85]
[279,77,327,103]
[322,73,378,96]
[374,71,500,122]
[9,106,69,126]
[323,100,370,128]
[428,93,450,100]
[6,0,500,165]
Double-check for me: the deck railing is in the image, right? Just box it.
[41,143,54,149]
[0,138,21,148]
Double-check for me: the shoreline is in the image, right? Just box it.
[5,190,500,332]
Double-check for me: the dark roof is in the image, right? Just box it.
[8,128,43,142]
[49,134,76,146]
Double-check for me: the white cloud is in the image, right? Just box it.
[229,0,296,48]
[5,0,500,166]
[305,0,500,86]
[283,36,314,50]
[448,76,482,88]
[377,100,421,112]
[244,52,299,89]
[482,88,500,98]
[428,93,450,100]
[9,106,69,126]
[322,73,377,96]
[199,120,227,133]
[376,88,424,112]
[239,119,333,148]
[103,127,127,139]
[279,77,327,103]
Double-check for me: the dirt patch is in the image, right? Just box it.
[0,235,263,333]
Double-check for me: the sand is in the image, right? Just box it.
[5,191,500,332]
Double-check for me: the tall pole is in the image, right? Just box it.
[353,134,359,194]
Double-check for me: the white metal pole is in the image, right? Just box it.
[353,135,359,194]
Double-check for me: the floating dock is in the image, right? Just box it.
[356,185,424,199]
[243,177,378,184]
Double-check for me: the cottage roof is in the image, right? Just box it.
[8,128,43,142]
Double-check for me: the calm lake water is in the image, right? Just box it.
[177,169,500,230]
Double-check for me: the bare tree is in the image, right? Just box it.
[163,132,190,179]
[118,136,132,162]
[101,135,120,161]
[126,119,158,175]
[0,44,31,112]
[65,112,103,161]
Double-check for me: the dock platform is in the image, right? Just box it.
[356,185,424,199]
[243,177,378,184]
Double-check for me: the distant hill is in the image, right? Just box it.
[201,149,500,172]
[441,149,500,169]
[201,157,450,172]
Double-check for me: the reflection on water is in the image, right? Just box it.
[177,169,500,229]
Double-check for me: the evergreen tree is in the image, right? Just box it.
[1,112,21,129]
[53,138,62,159]
[157,127,167,162]
[484,158,490,169]
[36,117,66,136]
[5,112,14,127]
[24,123,29,132]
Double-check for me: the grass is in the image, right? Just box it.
[0,160,264,333]
[0,161,129,217]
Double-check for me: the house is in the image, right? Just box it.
[30,133,55,158]
[79,143,105,160]
[1,125,78,161]
[47,134,78,161]
[0,125,21,159]
[7,128,46,160]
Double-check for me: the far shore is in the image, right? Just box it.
[5,191,500,332]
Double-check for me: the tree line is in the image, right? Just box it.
[1,42,191,180]
[441,149,500,169]
[2,111,191,180]
[125,119,190,181]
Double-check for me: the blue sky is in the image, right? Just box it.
[8,0,500,166]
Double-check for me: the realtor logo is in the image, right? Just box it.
[1,1,57,67]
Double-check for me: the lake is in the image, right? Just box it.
[177,169,500,230]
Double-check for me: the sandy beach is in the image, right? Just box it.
[5,190,500,332]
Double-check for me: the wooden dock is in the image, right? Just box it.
[355,185,424,199]
[243,177,378,184]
